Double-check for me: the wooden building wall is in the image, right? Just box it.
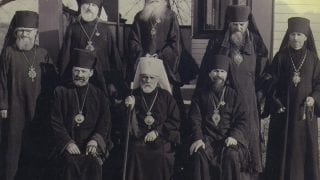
[273,0,320,55]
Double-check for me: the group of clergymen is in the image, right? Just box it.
[0,0,320,180]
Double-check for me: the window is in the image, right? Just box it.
[193,0,251,38]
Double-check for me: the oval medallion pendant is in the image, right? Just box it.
[74,113,85,125]
[144,112,155,129]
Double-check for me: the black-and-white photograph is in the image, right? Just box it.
[0,0,319,180]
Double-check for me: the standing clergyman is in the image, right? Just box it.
[59,0,123,96]
[197,5,269,176]
[0,11,57,180]
[265,17,320,180]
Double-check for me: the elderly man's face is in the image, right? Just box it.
[289,32,307,50]
[229,21,249,33]
[208,69,227,91]
[139,74,159,93]
[15,28,37,51]
[229,22,248,48]
[81,3,99,22]
[72,66,93,86]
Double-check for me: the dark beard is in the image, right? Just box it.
[230,31,245,48]
[210,77,225,93]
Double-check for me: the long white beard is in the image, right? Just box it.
[140,1,168,21]
[16,37,35,51]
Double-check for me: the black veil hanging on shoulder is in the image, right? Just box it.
[278,27,318,57]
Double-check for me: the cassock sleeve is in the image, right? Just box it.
[42,51,59,92]
[159,91,181,144]
[58,23,73,77]
[91,93,112,153]
[50,88,74,152]
[104,26,123,85]
[0,48,9,110]
[310,54,320,111]
[127,14,144,81]
[227,92,248,147]
[158,12,181,75]
[267,52,286,111]
[189,93,204,141]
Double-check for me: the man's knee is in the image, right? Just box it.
[191,148,207,164]
[85,156,101,170]
[223,147,240,165]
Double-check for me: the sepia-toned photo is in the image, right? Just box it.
[0,0,319,180]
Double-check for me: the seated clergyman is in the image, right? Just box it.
[50,49,112,180]
[188,55,250,180]
[124,57,181,180]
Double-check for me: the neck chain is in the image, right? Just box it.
[22,48,37,82]
[74,84,90,126]
[211,87,226,126]
[78,19,100,51]
[150,16,161,38]
[141,89,158,129]
[289,50,307,87]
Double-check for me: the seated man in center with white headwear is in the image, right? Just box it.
[124,57,181,180]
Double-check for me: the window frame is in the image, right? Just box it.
[193,0,252,39]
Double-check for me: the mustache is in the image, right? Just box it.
[211,76,225,82]
[74,77,86,81]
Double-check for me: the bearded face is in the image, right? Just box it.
[80,3,99,22]
[208,69,227,92]
[72,66,93,87]
[140,0,168,21]
[229,21,248,48]
[15,28,37,51]
[139,74,159,93]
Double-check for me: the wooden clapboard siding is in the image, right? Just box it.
[273,0,320,56]
[191,39,209,66]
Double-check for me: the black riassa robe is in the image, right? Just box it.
[197,32,268,172]
[127,9,181,85]
[50,83,112,180]
[58,19,123,94]
[188,86,249,180]
[265,47,320,180]
[126,87,181,180]
[0,45,57,180]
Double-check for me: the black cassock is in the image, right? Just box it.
[188,86,249,180]
[197,31,268,172]
[126,87,181,180]
[58,19,123,95]
[265,47,320,180]
[127,9,181,85]
[50,83,112,180]
[0,45,57,180]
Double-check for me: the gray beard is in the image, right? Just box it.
[230,31,245,48]
[140,2,167,21]
[16,37,35,51]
